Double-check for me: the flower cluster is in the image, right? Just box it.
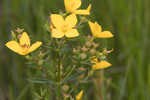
[5,0,114,99]
[49,0,114,71]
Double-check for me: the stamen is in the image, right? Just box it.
[62,24,68,33]
[21,44,30,49]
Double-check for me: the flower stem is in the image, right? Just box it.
[57,61,62,100]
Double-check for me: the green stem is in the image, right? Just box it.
[56,39,66,100]
[57,84,61,100]
[57,60,61,100]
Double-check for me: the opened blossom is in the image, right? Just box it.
[5,32,42,55]
[91,57,111,70]
[88,21,114,38]
[50,14,79,38]
[64,0,91,15]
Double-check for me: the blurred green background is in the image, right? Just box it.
[0,0,150,100]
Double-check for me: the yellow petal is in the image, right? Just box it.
[94,22,102,33]
[64,0,81,13]
[92,60,111,70]
[88,21,102,36]
[19,32,30,46]
[74,10,89,15]
[88,21,95,34]
[51,28,65,38]
[28,42,42,54]
[97,31,114,38]
[5,41,24,55]
[65,14,77,28]
[50,14,65,28]
[87,4,92,12]
[74,4,91,15]
[65,29,79,38]
[76,90,83,100]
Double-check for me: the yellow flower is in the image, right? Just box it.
[76,90,83,100]
[88,21,114,38]
[91,57,111,70]
[92,61,112,70]
[50,14,79,38]
[5,32,42,55]
[64,0,91,15]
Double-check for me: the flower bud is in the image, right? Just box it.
[99,53,103,56]
[90,49,96,55]
[80,53,87,59]
[92,42,99,48]
[81,46,88,52]
[103,48,114,54]
[11,31,16,40]
[73,48,78,53]
[62,85,69,92]
[85,41,92,47]
[16,28,24,33]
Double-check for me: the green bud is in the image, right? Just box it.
[81,46,88,52]
[73,48,78,53]
[16,28,24,33]
[90,49,96,55]
[92,42,99,48]
[80,53,87,59]
[85,41,92,47]
[62,85,69,92]
[11,31,16,40]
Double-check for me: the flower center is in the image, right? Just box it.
[61,24,69,33]
[21,44,30,53]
